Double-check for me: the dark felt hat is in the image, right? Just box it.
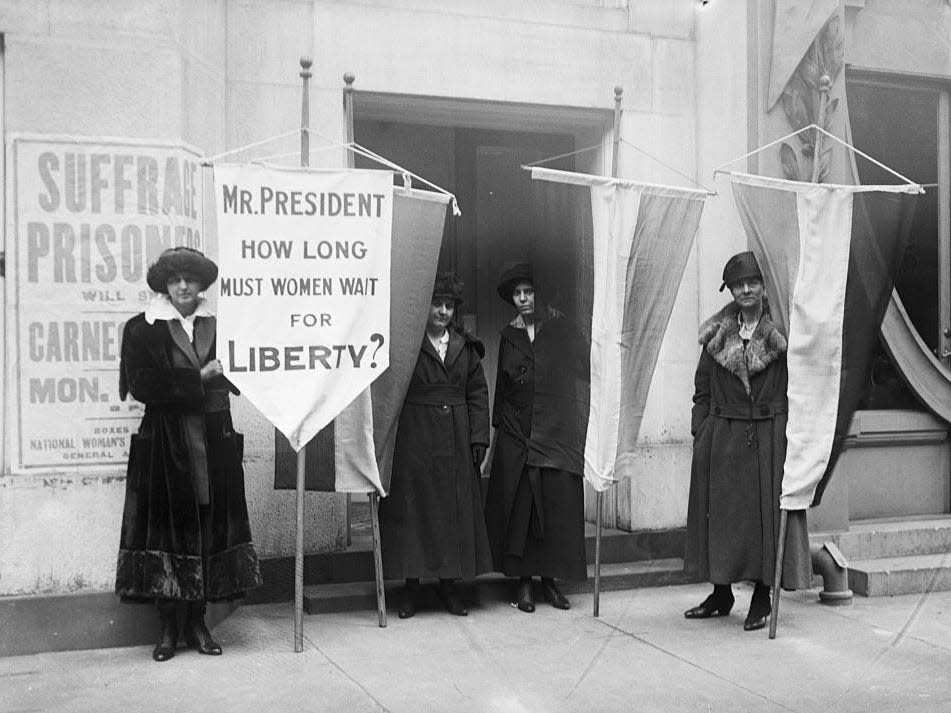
[432,272,464,305]
[719,250,763,292]
[496,261,534,303]
[146,247,218,293]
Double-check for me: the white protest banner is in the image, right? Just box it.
[9,135,203,469]
[214,164,394,459]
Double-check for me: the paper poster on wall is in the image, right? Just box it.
[11,135,203,469]
[214,164,393,455]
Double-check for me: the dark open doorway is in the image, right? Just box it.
[353,120,582,401]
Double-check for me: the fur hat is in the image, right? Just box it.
[719,250,763,292]
[146,247,218,293]
[496,261,533,303]
[432,272,464,305]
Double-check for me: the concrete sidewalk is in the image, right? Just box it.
[2,582,950,713]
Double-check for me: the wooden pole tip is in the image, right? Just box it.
[344,72,356,86]
[300,56,313,70]
[614,85,624,98]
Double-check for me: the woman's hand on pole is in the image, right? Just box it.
[200,359,224,382]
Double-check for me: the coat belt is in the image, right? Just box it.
[710,400,787,420]
[404,384,466,406]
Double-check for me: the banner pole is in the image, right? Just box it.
[612,86,623,178]
[593,490,603,617]
[293,55,313,655]
[343,71,356,548]
[768,509,788,639]
[294,450,306,652]
[592,85,623,619]
[344,71,386,626]
[370,493,388,627]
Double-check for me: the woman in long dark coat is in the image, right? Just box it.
[379,273,492,618]
[116,247,261,661]
[484,262,588,613]
[684,251,811,631]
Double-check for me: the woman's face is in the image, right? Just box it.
[729,278,764,311]
[512,281,535,317]
[427,298,455,333]
[166,273,203,316]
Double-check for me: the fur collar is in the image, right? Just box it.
[698,302,787,394]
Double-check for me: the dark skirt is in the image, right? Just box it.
[379,407,493,581]
[485,463,587,581]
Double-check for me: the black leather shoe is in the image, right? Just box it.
[541,578,570,610]
[743,612,769,631]
[515,577,535,613]
[744,585,771,631]
[438,580,468,617]
[398,581,419,619]
[684,592,734,619]
[152,600,177,662]
[184,603,222,655]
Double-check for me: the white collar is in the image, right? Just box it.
[145,294,214,324]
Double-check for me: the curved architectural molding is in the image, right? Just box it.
[881,294,951,423]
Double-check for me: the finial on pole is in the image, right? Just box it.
[612,85,624,179]
[343,72,356,167]
[300,59,312,168]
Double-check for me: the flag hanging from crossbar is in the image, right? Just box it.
[726,172,919,508]
[529,167,710,492]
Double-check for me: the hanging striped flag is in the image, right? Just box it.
[274,188,450,493]
[529,167,709,492]
[727,172,920,508]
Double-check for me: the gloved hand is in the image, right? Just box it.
[471,445,486,469]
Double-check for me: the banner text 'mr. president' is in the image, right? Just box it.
[221,184,387,218]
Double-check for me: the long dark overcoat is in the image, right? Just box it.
[115,313,262,602]
[484,314,589,581]
[685,302,811,589]
[379,329,493,580]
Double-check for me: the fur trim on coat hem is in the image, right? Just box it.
[116,543,262,602]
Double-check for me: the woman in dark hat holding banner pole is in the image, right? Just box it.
[684,251,811,631]
[484,262,588,613]
[115,247,261,661]
[380,272,493,618]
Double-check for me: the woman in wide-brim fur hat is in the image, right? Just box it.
[115,246,261,662]
[683,250,811,632]
[483,260,589,615]
[379,272,493,618]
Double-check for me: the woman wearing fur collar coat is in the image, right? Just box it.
[115,248,261,661]
[684,251,811,632]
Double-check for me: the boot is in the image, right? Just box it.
[744,582,771,632]
[684,584,734,619]
[540,577,570,610]
[398,579,419,619]
[438,579,468,616]
[515,577,535,613]
[152,600,177,662]
[184,601,222,655]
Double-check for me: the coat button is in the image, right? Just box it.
[515,408,522,416]
[713,406,721,415]
[759,405,769,416]
[439,404,450,414]
[519,366,527,373]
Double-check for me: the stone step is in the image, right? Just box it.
[811,515,951,560]
[303,558,692,615]
[848,553,951,597]
[249,525,684,604]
